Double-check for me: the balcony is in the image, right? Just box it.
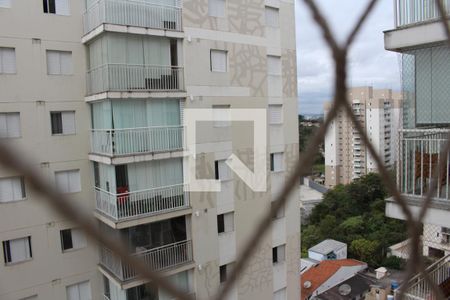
[86,64,184,95]
[95,183,189,222]
[398,129,450,201]
[83,0,182,35]
[396,254,450,299]
[90,126,184,157]
[395,0,450,28]
[100,240,193,282]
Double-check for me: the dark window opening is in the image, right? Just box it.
[219,265,227,283]
[215,161,219,180]
[51,112,63,134]
[217,214,225,234]
[43,0,56,13]
[61,229,73,251]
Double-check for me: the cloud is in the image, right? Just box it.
[295,0,401,114]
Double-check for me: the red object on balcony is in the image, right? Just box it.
[117,186,129,205]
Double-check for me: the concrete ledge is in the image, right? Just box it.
[384,20,450,52]
[85,91,187,102]
[94,207,193,230]
[88,149,185,165]
[82,23,184,44]
[386,195,450,228]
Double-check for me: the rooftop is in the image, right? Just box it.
[309,239,347,255]
[301,259,366,300]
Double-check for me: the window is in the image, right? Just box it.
[46,50,72,75]
[0,47,16,74]
[55,170,81,193]
[270,152,284,172]
[271,202,284,219]
[66,281,92,300]
[269,105,283,124]
[219,264,228,283]
[208,0,225,17]
[267,55,281,76]
[60,228,87,252]
[210,50,227,72]
[3,236,32,264]
[50,111,76,135]
[212,105,230,127]
[273,288,286,300]
[0,176,25,203]
[0,112,20,138]
[217,212,234,234]
[43,0,70,15]
[265,6,279,27]
[0,0,11,8]
[215,159,231,181]
[272,244,285,264]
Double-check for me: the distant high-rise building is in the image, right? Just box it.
[324,87,402,188]
[0,0,300,299]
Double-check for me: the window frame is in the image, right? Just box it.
[0,47,17,74]
[60,228,87,252]
[265,6,280,28]
[43,0,70,16]
[2,236,33,265]
[210,49,228,73]
[50,111,76,136]
[46,50,73,75]
[55,169,81,194]
[208,0,225,18]
[0,176,26,203]
[0,112,21,138]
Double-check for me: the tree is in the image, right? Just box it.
[301,173,407,267]
[350,239,379,266]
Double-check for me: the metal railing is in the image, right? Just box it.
[396,254,450,299]
[83,0,182,34]
[95,183,189,221]
[86,64,185,95]
[398,129,450,201]
[90,125,184,156]
[100,240,193,281]
[395,0,450,27]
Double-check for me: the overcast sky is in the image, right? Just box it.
[295,0,401,115]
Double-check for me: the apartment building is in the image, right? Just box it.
[384,0,450,262]
[0,0,299,300]
[324,87,402,188]
[382,1,450,298]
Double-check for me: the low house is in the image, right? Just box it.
[308,239,347,261]
[301,259,367,299]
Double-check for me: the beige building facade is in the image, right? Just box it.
[0,0,299,300]
[324,87,402,188]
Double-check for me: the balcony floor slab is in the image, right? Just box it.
[88,149,185,165]
[82,23,184,44]
[85,91,187,102]
[386,195,450,228]
[94,207,192,229]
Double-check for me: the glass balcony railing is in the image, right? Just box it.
[100,240,193,281]
[95,183,189,221]
[395,0,450,28]
[86,64,184,95]
[398,129,450,201]
[90,125,184,156]
[83,0,182,34]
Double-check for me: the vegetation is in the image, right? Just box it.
[301,173,408,268]
[298,115,324,175]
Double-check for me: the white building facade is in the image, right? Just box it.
[0,0,300,300]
